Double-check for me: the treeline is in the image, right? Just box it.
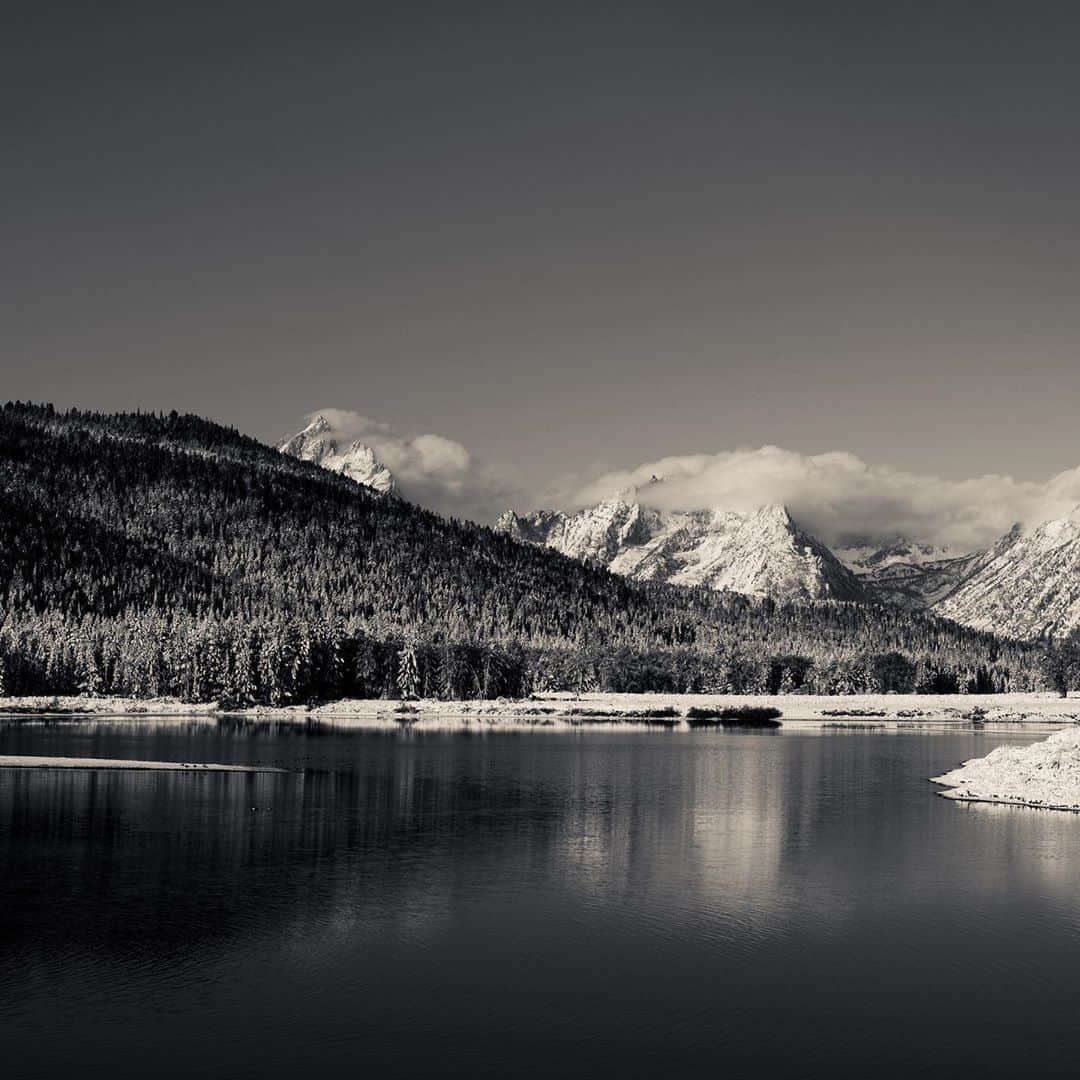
[0,613,1034,706]
[0,403,1051,702]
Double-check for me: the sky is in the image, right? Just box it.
[6,2,1080,540]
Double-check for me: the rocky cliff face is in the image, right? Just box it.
[496,500,868,602]
[277,416,395,494]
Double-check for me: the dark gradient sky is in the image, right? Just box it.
[5,1,1080,492]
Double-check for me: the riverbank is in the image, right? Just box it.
[0,696,219,716]
[2,691,1078,729]
[0,754,284,772]
[931,727,1080,811]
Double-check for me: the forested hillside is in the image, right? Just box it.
[0,403,1044,703]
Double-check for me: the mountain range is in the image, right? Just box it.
[5,402,1037,703]
[278,416,1080,641]
[496,496,1080,641]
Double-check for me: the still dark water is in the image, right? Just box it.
[2,719,1079,1079]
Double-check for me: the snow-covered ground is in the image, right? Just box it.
[931,727,1080,810]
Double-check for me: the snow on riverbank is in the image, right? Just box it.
[0,755,284,772]
[265,691,1080,728]
[0,696,217,716]
[4,692,1077,729]
[931,728,1080,810]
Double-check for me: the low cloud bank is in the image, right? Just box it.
[567,446,1080,551]
[296,412,1080,549]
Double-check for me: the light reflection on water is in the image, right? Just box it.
[1,720,1079,1079]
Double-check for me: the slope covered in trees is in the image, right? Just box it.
[0,403,1045,703]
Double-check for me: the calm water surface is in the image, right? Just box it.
[2,719,1079,1079]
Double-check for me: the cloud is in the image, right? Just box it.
[300,409,522,522]
[564,445,1080,551]
[296,412,1080,550]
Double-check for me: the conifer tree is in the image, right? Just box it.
[397,639,420,700]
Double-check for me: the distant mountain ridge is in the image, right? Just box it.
[852,553,985,611]
[496,500,868,603]
[835,538,970,572]
[834,538,983,611]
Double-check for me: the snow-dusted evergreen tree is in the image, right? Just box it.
[397,639,420,700]
[76,636,102,697]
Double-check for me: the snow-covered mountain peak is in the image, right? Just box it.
[746,503,800,538]
[752,503,793,525]
[936,512,1080,639]
[495,498,866,602]
[277,420,395,495]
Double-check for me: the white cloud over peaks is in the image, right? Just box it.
[303,409,521,522]
[567,445,1080,551]
[298,412,1080,550]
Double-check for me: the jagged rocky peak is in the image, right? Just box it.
[277,415,395,495]
[494,508,566,545]
[496,497,866,603]
[277,414,331,457]
[496,497,657,562]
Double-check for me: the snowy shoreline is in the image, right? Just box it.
[0,755,284,772]
[931,727,1080,811]
[0,696,219,717]
[1,691,1077,730]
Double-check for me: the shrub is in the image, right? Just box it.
[685,706,724,720]
[565,706,680,722]
[820,708,887,717]
[686,705,782,727]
